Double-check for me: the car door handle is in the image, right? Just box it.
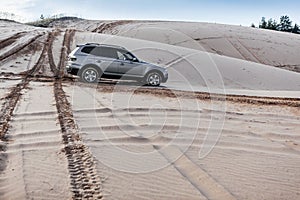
[120,62,124,66]
[96,60,102,63]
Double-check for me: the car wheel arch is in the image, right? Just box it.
[145,69,163,78]
[79,64,102,74]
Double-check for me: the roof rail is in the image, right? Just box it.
[84,43,126,49]
[85,43,101,45]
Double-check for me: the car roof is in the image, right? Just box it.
[77,43,127,50]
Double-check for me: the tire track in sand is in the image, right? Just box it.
[154,145,237,200]
[91,20,133,34]
[0,32,53,175]
[54,29,103,199]
[0,31,52,139]
[226,37,266,65]
[47,30,59,75]
[0,30,76,199]
[74,86,236,200]
[0,33,44,62]
[0,32,27,50]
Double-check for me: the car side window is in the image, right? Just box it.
[91,47,102,57]
[81,46,95,54]
[97,47,118,59]
[125,52,135,60]
[117,50,136,61]
[117,51,126,60]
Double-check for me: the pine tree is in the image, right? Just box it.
[266,18,277,30]
[259,17,267,29]
[251,23,256,28]
[292,24,300,34]
[277,15,292,32]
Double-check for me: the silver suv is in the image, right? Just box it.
[66,43,168,86]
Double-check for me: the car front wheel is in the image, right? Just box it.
[80,67,100,83]
[146,71,162,86]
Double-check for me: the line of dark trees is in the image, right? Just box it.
[251,15,299,34]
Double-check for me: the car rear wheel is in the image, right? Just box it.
[80,67,100,83]
[146,71,162,86]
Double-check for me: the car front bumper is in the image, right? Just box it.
[162,70,168,83]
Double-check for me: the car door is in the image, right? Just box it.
[116,50,144,77]
[95,47,120,75]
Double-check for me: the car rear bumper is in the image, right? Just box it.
[66,65,79,75]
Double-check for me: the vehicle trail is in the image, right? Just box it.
[0,33,51,184]
[53,29,103,199]
[74,82,300,107]
[92,20,133,34]
[72,84,233,199]
[154,145,237,200]
[0,32,51,139]
[57,29,75,78]
[0,32,27,50]
[47,30,59,75]
[0,33,44,62]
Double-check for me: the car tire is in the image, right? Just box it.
[146,71,162,86]
[79,66,101,83]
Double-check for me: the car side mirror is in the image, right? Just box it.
[132,57,138,62]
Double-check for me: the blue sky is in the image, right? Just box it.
[0,0,299,26]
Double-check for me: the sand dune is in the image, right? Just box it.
[1,20,300,96]
[50,19,300,72]
[0,19,300,200]
[71,31,300,97]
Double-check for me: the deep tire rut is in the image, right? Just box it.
[0,28,103,199]
[0,32,53,139]
[92,20,133,34]
[47,31,59,75]
[54,82,102,199]
[0,33,44,62]
[57,29,75,78]
[54,29,103,199]
[0,32,27,50]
